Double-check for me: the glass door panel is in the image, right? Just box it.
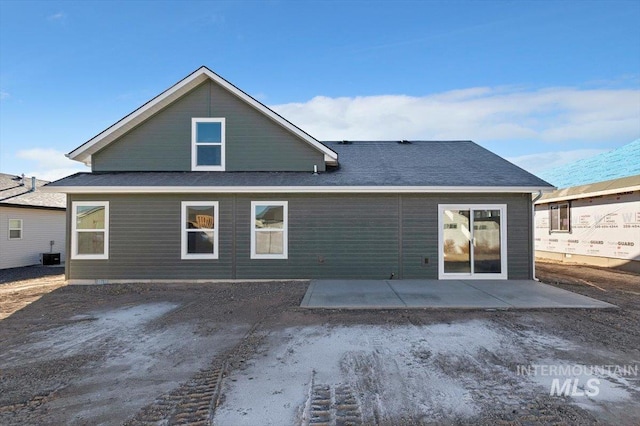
[443,209,471,273]
[440,205,506,279]
[473,209,502,274]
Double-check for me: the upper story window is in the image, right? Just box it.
[8,219,22,240]
[192,118,225,171]
[550,202,570,232]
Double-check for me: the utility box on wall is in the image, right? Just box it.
[41,253,61,265]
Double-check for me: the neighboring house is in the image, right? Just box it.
[534,141,640,273]
[46,66,553,284]
[0,173,66,269]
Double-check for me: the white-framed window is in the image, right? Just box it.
[181,201,219,259]
[251,201,288,259]
[550,202,570,232]
[71,201,109,260]
[192,117,225,171]
[8,219,22,240]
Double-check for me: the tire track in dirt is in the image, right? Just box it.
[125,302,281,425]
[125,361,225,425]
[302,376,363,426]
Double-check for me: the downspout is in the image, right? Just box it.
[531,190,543,281]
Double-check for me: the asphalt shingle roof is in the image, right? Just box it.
[47,141,553,190]
[0,173,66,209]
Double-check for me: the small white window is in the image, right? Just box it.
[251,201,288,259]
[72,201,109,259]
[192,118,225,171]
[8,219,22,240]
[181,201,219,259]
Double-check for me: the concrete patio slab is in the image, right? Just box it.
[463,280,615,309]
[300,280,406,308]
[388,280,511,308]
[301,279,616,309]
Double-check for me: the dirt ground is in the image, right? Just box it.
[0,267,66,320]
[0,262,639,425]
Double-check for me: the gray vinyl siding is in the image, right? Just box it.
[91,81,325,172]
[234,195,400,279]
[400,193,532,279]
[67,194,235,280]
[92,83,208,171]
[66,193,533,281]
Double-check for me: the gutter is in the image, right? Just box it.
[531,190,543,281]
[39,185,555,194]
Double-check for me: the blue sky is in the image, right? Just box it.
[1,0,639,181]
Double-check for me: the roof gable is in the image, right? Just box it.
[68,66,338,166]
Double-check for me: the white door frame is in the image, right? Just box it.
[438,204,508,280]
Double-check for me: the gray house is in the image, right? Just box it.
[47,67,553,284]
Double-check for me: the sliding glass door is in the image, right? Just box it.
[439,205,507,279]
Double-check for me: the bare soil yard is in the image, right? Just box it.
[0,262,639,425]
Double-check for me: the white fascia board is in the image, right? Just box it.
[68,71,209,164]
[67,67,338,165]
[198,68,338,163]
[45,185,555,194]
[535,185,640,204]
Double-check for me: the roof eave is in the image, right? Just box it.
[42,185,555,194]
[536,184,640,203]
[0,202,66,210]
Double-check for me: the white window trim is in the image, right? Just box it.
[251,201,288,260]
[438,204,508,280]
[8,219,23,240]
[71,201,109,260]
[191,117,225,171]
[181,201,219,260]
[549,202,571,233]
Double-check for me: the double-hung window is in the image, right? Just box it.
[181,201,219,259]
[192,118,225,170]
[550,202,570,232]
[8,219,22,240]
[251,201,288,259]
[72,201,109,259]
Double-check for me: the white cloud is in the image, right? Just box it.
[16,148,88,181]
[271,86,640,143]
[506,149,609,175]
[47,12,66,21]
[9,86,636,181]
[0,91,9,100]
